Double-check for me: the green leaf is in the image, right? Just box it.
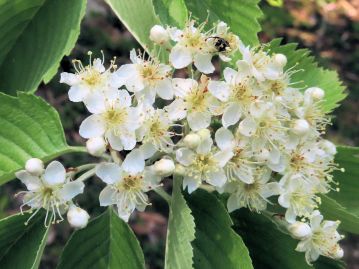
[0,0,86,94]
[320,146,359,234]
[153,0,188,28]
[57,208,145,269]
[267,39,346,112]
[186,190,253,269]
[184,0,263,46]
[105,0,161,54]
[0,93,83,185]
[165,177,195,269]
[0,211,49,269]
[232,209,345,269]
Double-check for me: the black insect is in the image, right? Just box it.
[206,36,230,52]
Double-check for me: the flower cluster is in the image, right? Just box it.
[16,19,343,263]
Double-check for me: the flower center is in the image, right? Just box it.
[185,88,208,112]
[119,174,143,192]
[104,108,127,127]
[82,70,102,86]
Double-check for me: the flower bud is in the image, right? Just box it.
[154,158,175,177]
[305,87,325,100]
[288,222,312,239]
[292,119,310,135]
[67,205,90,229]
[273,53,287,67]
[183,133,201,149]
[86,137,106,156]
[321,140,337,155]
[150,25,169,44]
[25,158,44,176]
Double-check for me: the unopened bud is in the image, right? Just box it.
[273,53,287,67]
[305,87,325,100]
[154,158,175,177]
[183,133,201,149]
[67,205,90,229]
[321,140,337,155]
[150,25,169,44]
[292,119,310,135]
[288,222,312,239]
[86,137,106,156]
[25,158,44,176]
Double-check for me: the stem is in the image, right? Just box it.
[74,163,97,173]
[154,187,171,204]
[76,168,96,182]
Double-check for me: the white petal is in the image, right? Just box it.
[93,58,105,72]
[260,182,280,198]
[227,194,240,212]
[96,162,122,184]
[165,99,187,121]
[196,136,213,154]
[111,64,137,88]
[206,169,227,187]
[99,186,117,206]
[43,161,66,186]
[68,86,88,102]
[222,103,241,128]
[187,111,211,131]
[176,148,195,166]
[79,114,106,139]
[106,130,123,151]
[139,143,157,159]
[223,67,238,83]
[215,127,235,151]
[122,149,145,174]
[238,117,257,137]
[278,194,290,208]
[60,72,80,85]
[183,176,200,194]
[57,181,84,201]
[120,132,137,150]
[169,45,192,69]
[213,151,233,167]
[285,207,297,224]
[15,170,41,191]
[117,89,132,107]
[125,72,144,93]
[236,60,251,79]
[83,91,107,114]
[172,78,196,97]
[155,79,174,100]
[194,53,215,74]
[208,81,230,102]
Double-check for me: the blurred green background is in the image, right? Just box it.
[1,0,358,268]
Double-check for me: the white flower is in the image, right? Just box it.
[289,221,312,239]
[79,90,140,151]
[60,53,117,105]
[225,167,280,212]
[86,136,107,157]
[96,154,161,221]
[278,175,318,223]
[215,127,254,184]
[169,20,215,73]
[238,43,286,81]
[25,158,44,176]
[294,211,343,264]
[166,76,220,131]
[67,205,90,229]
[136,107,176,153]
[111,49,173,104]
[15,161,84,226]
[208,66,260,128]
[150,25,170,44]
[176,131,232,193]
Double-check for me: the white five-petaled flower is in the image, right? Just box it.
[293,211,343,264]
[15,161,84,226]
[60,54,118,106]
[111,49,174,104]
[96,150,161,221]
[224,167,281,212]
[176,130,233,193]
[169,20,215,74]
[79,90,140,151]
[166,76,220,131]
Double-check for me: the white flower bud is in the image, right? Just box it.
[273,53,287,67]
[256,148,270,162]
[288,222,312,239]
[150,25,169,44]
[86,137,106,156]
[305,87,325,100]
[25,158,44,176]
[292,119,310,135]
[333,247,344,259]
[67,205,90,229]
[183,133,201,149]
[154,158,175,177]
[197,129,211,140]
[321,140,337,155]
